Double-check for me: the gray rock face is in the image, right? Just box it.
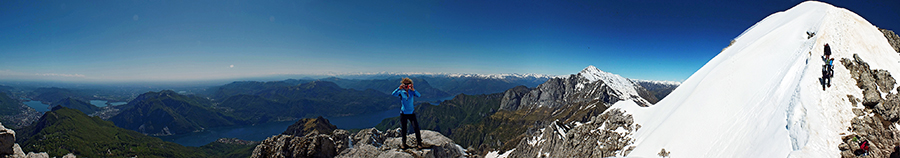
[840,53,900,157]
[499,86,531,111]
[509,109,636,158]
[0,124,14,155]
[0,123,56,158]
[880,28,900,53]
[339,129,466,158]
[877,93,900,122]
[874,70,896,93]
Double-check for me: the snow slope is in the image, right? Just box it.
[616,1,900,157]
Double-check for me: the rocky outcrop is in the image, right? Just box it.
[509,108,636,157]
[842,54,883,107]
[0,123,59,158]
[251,131,350,158]
[0,126,14,155]
[252,117,468,158]
[283,116,338,137]
[840,54,900,157]
[339,128,467,158]
[880,28,900,53]
[875,70,896,93]
[839,108,900,158]
[251,116,349,158]
[499,86,531,111]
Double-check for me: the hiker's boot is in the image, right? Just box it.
[418,142,433,149]
[401,143,410,149]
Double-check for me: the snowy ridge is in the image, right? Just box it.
[614,1,900,157]
[578,65,642,100]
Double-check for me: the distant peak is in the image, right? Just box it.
[578,65,618,82]
[576,65,640,97]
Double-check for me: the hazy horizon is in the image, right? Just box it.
[2,0,897,83]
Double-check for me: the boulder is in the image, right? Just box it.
[0,124,14,155]
[874,70,896,93]
[877,93,900,122]
[844,55,883,107]
[351,128,385,147]
[22,152,47,158]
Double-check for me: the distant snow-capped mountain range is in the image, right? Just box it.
[314,70,680,84]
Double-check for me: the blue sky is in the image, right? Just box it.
[1,0,898,83]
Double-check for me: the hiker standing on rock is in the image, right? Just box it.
[392,78,424,149]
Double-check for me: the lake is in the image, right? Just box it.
[156,107,403,147]
[23,101,50,112]
[89,100,127,107]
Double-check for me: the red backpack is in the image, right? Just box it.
[861,140,870,151]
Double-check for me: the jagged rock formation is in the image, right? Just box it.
[498,86,531,111]
[283,116,337,137]
[839,54,900,157]
[252,117,468,158]
[508,108,636,157]
[842,54,900,120]
[0,122,58,158]
[251,117,349,158]
[880,29,900,53]
[842,54,884,107]
[500,65,656,112]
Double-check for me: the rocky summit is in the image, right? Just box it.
[252,117,468,158]
[0,122,64,158]
[508,108,637,157]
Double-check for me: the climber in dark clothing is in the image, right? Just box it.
[391,78,423,149]
[822,57,834,90]
[821,43,834,90]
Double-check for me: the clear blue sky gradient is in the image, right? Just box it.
[1,0,898,82]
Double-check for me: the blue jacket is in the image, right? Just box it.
[392,88,421,114]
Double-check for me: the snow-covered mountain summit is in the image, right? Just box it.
[577,65,642,99]
[611,1,900,157]
[500,65,656,112]
[502,1,900,158]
